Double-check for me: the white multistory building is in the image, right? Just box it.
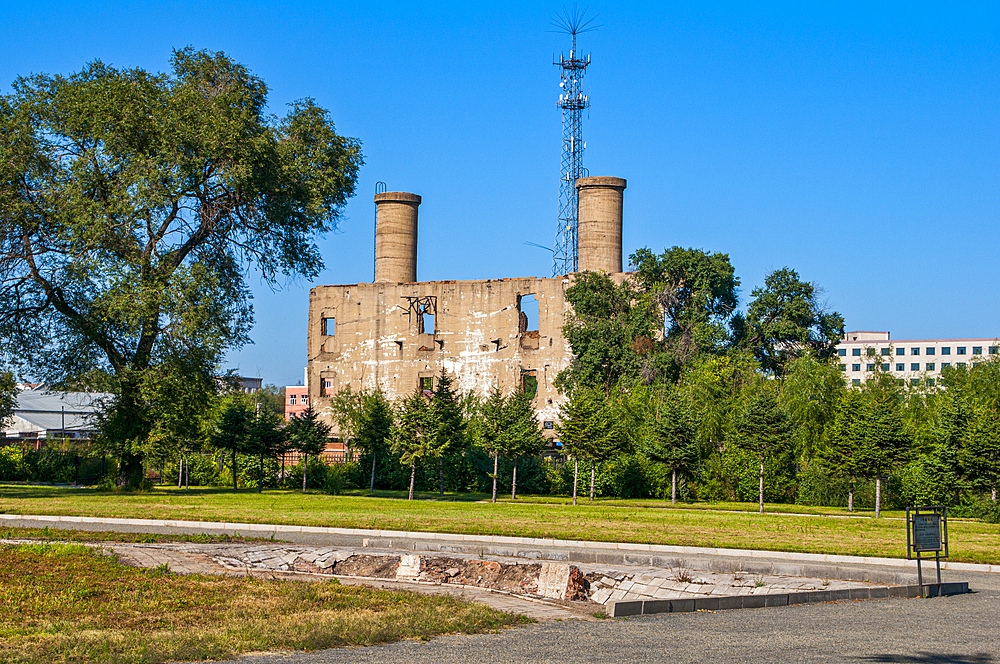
[835,331,1000,386]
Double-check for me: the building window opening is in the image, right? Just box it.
[422,312,434,335]
[420,377,434,392]
[518,294,539,333]
[322,317,336,336]
[289,395,297,405]
[521,370,538,399]
[302,395,308,405]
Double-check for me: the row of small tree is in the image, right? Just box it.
[326,350,1000,517]
[331,373,546,501]
[178,392,331,492]
[550,351,1000,516]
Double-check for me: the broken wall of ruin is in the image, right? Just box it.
[307,276,579,436]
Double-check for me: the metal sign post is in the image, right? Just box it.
[906,506,949,595]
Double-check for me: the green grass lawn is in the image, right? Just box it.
[0,542,523,664]
[2,485,998,564]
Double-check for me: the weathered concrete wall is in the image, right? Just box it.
[308,276,577,433]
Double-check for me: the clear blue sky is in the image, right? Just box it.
[4,1,998,387]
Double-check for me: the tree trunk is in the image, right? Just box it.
[232,449,238,491]
[590,459,596,502]
[758,452,765,515]
[511,457,518,500]
[302,455,308,492]
[438,457,445,496]
[370,450,377,495]
[671,467,677,506]
[178,459,183,488]
[572,458,578,506]
[184,457,189,489]
[848,480,854,513]
[992,484,997,502]
[408,461,416,500]
[875,475,882,519]
[117,452,144,489]
[492,453,498,503]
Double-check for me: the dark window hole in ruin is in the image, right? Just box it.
[422,312,435,335]
[521,370,538,399]
[420,376,434,392]
[322,317,336,336]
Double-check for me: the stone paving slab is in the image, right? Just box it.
[17,537,886,607]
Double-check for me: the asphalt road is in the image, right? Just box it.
[224,571,1000,664]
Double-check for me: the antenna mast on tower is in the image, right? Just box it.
[551,8,597,276]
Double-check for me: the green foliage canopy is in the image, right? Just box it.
[737,268,845,375]
[0,48,362,482]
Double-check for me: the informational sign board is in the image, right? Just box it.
[912,513,942,552]
[906,506,949,591]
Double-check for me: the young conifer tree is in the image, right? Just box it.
[390,390,444,500]
[731,385,794,514]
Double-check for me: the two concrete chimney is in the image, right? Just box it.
[372,176,626,282]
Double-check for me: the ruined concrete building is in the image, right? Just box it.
[307,176,627,442]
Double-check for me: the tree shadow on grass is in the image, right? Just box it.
[860,654,994,663]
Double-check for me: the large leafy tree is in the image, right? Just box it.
[736,268,844,375]
[963,405,1000,501]
[475,388,509,503]
[0,48,362,485]
[631,246,740,374]
[780,353,847,460]
[557,271,656,392]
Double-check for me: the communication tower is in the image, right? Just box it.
[551,9,597,276]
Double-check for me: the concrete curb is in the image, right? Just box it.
[2,513,996,575]
[606,582,971,617]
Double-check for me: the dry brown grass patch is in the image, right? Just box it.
[0,543,524,664]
